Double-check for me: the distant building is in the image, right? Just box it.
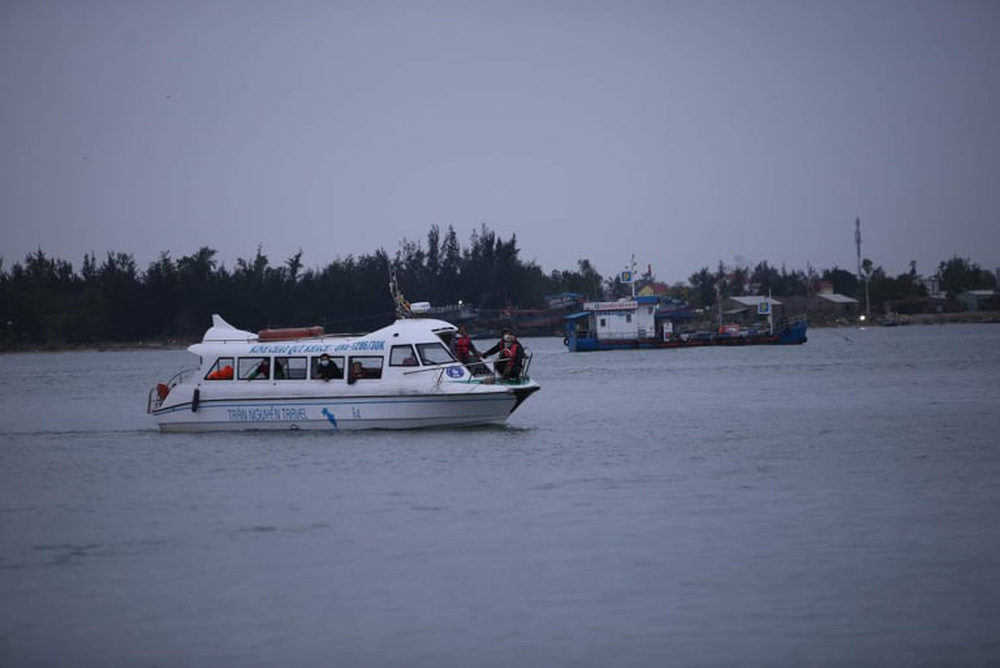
[883,295,958,316]
[807,281,861,318]
[956,290,1000,311]
[638,282,671,297]
[814,280,835,294]
[769,292,860,321]
[720,296,785,325]
[814,292,860,319]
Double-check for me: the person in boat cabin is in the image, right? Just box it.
[246,359,270,380]
[483,328,524,379]
[348,360,365,384]
[315,353,339,381]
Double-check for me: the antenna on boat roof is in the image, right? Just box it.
[389,270,413,319]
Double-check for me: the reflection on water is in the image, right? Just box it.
[2,325,999,667]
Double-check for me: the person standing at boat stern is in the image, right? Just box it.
[484,328,524,380]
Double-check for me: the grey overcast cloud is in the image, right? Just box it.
[2,0,998,284]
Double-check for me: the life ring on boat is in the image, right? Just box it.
[258,326,324,341]
[156,383,170,401]
[563,337,568,346]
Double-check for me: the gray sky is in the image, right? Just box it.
[2,0,998,284]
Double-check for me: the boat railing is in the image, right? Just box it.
[474,349,533,385]
[403,350,534,386]
[146,386,162,413]
[519,350,534,379]
[169,366,201,386]
[147,366,199,413]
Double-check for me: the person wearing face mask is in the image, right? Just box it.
[483,328,524,380]
[315,353,340,381]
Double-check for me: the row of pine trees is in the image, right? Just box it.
[1,223,995,346]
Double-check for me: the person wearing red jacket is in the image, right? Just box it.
[483,328,524,380]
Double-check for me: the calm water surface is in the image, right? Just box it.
[2,324,999,667]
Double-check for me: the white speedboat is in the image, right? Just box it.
[147,315,540,431]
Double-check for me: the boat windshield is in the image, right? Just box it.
[416,342,455,366]
[389,345,420,367]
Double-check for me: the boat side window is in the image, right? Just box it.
[389,345,419,367]
[311,355,344,380]
[600,318,607,327]
[205,357,234,380]
[348,355,383,382]
[239,357,270,380]
[274,356,307,380]
[416,342,456,366]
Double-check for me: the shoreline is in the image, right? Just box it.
[853,311,1000,327]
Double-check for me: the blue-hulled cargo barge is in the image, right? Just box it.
[564,295,807,352]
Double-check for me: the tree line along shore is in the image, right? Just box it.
[2,224,997,349]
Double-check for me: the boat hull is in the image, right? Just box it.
[152,385,539,432]
[566,321,808,352]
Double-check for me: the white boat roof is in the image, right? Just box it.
[188,314,457,357]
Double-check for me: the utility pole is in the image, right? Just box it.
[865,272,870,319]
[855,218,862,282]
[856,218,871,322]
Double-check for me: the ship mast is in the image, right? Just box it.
[630,253,636,298]
[388,271,412,319]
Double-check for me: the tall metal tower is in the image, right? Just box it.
[855,218,862,280]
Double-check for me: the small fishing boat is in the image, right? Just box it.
[564,296,807,352]
[148,314,540,432]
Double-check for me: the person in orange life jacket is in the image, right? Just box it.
[207,363,233,380]
[482,328,511,358]
[451,324,478,362]
[484,328,523,379]
[452,324,489,376]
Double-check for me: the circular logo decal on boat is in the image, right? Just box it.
[446,367,465,378]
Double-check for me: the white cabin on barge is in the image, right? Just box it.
[148,315,539,431]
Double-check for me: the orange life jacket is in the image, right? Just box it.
[208,365,233,380]
[454,334,471,359]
